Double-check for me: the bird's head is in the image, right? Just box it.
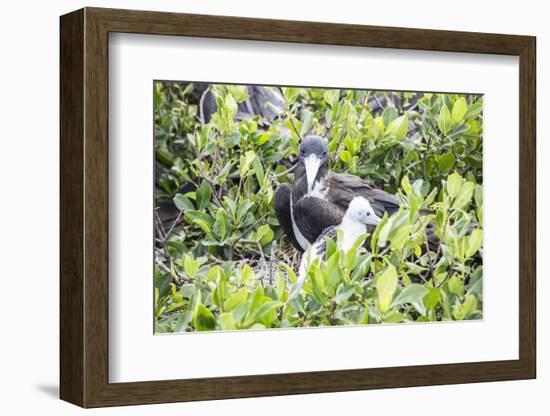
[298,135,329,194]
[346,196,382,226]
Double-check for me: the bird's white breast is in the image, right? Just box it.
[309,178,328,200]
[290,190,310,251]
[338,217,367,251]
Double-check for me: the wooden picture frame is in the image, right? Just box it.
[60,7,536,408]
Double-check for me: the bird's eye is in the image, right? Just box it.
[366,212,370,216]
[322,150,327,157]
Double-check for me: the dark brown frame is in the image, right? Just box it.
[60,7,536,408]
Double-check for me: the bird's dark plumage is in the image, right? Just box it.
[292,196,343,245]
[326,172,400,218]
[274,184,303,252]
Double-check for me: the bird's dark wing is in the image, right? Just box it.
[274,184,303,252]
[327,172,400,217]
[293,196,344,244]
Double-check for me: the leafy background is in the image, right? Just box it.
[154,81,483,333]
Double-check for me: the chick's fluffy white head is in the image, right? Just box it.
[346,196,382,226]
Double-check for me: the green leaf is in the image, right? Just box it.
[389,113,409,140]
[310,266,327,304]
[464,101,483,120]
[194,305,216,331]
[236,200,253,222]
[173,194,194,212]
[184,210,214,234]
[438,152,456,173]
[423,287,441,310]
[255,301,284,326]
[343,136,357,154]
[240,264,256,286]
[382,106,398,127]
[339,150,352,163]
[323,89,340,106]
[465,296,478,317]
[401,175,412,194]
[219,312,235,330]
[446,172,463,199]
[390,225,413,250]
[183,253,199,278]
[474,184,483,208]
[252,157,265,185]
[451,97,467,124]
[195,181,212,210]
[391,284,429,308]
[173,311,193,332]
[282,263,297,284]
[438,105,452,135]
[453,294,478,320]
[213,208,230,240]
[248,286,265,316]
[370,213,389,252]
[207,265,222,282]
[275,272,287,300]
[467,267,483,297]
[224,289,248,311]
[334,285,356,305]
[224,94,238,119]
[382,310,404,323]
[466,229,483,258]
[239,150,256,178]
[256,224,274,245]
[448,275,464,297]
[452,181,475,209]
[213,162,233,184]
[156,147,174,165]
[377,265,398,313]
[300,109,314,136]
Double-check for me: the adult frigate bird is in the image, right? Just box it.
[274,135,400,251]
[292,196,382,295]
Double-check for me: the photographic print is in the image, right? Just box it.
[154,82,483,333]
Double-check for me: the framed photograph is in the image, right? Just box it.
[60,7,536,408]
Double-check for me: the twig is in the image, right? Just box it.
[154,208,170,258]
[192,135,224,207]
[255,242,268,287]
[269,240,277,285]
[155,255,190,285]
[286,112,302,140]
[206,253,225,265]
[236,213,270,241]
[423,239,435,282]
[421,133,432,181]
[270,163,297,178]
[164,210,184,242]
[373,94,384,112]
[236,176,243,199]
[153,208,166,239]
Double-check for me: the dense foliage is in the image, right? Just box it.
[154,82,483,332]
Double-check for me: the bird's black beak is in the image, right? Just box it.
[304,154,322,195]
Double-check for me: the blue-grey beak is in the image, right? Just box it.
[362,212,382,226]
